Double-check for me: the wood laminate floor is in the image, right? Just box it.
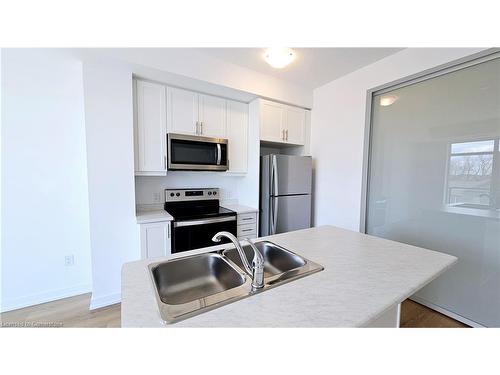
[1,293,120,328]
[400,299,468,328]
[1,293,468,328]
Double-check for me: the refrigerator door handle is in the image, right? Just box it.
[271,197,278,235]
[270,197,274,234]
[271,155,278,196]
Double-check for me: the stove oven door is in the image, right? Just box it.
[171,215,237,254]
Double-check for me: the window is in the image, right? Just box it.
[446,139,499,207]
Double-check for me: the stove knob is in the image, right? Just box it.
[213,191,217,195]
[208,191,212,195]
[176,192,180,197]
[170,193,174,197]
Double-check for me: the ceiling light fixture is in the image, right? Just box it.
[379,95,398,106]
[263,47,296,69]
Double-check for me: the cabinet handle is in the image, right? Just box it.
[195,121,199,135]
[200,122,203,135]
[286,129,288,141]
[164,155,167,169]
[241,217,253,221]
[281,129,285,141]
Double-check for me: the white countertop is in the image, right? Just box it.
[121,225,457,327]
[136,203,257,224]
[221,204,258,214]
[136,210,173,224]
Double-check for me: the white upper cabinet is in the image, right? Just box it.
[259,99,306,146]
[199,94,226,137]
[226,100,248,174]
[284,105,306,145]
[260,100,284,143]
[134,80,247,175]
[166,88,226,138]
[134,80,167,175]
[166,87,198,135]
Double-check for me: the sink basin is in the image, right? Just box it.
[151,253,245,305]
[149,242,323,324]
[222,241,306,278]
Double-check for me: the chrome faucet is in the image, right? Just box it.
[212,231,264,289]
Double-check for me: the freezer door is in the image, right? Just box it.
[271,155,312,196]
[271,194,311,234]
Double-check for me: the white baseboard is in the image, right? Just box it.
[1,284,92,313]
[89,292,121,310]
[410,296,485,328]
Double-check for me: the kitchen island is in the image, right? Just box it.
[121,225,456,327]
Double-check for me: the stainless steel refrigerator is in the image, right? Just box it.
[260,154,312,236]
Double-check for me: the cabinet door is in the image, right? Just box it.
[199,94,226,137]
[226,100,248,173]
[135,80,167,174]
[140,221,171,259]
[167,87,198,135]
[284,106,305,145]
[260,100,285,143]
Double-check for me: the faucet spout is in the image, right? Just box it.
[212,231,264,289]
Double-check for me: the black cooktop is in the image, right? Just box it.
[164,199,235,221]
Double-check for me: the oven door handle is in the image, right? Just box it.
[173,216,236,228]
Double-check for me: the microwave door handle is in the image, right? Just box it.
[216,144,221,165]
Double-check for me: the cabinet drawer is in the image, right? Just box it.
[237,223,257,237]
[237,212,257,225]
[238,233,257,240]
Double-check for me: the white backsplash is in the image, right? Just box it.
[135,172,246,205]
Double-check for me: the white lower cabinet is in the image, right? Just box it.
[236,212,257,240]
[140,221,171,259]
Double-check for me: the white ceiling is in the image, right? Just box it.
[200,48,404,89]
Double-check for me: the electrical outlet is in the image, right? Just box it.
[152,192,161,203]
[65,255,74,266]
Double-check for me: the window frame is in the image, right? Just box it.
[444,137,499,207]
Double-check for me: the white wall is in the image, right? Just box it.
[311,48,486,231]
[85,48,313,108]
[1,49,92,311]
[82,60,139,309]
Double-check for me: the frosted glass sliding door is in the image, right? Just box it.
[366,54,500,327]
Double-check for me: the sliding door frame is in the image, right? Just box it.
[360,48,500,233]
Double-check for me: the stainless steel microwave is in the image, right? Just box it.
[167,133,228,171]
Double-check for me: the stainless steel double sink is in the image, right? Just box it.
[149,241,324,324]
